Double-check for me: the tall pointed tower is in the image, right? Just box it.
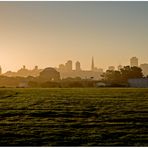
[91,56,94,71]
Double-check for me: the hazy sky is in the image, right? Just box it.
[0,1,148,72]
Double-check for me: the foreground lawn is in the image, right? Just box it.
[0,88,148,146]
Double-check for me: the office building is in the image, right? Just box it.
[130,57,138,67]
[65,60,72,71]
[75,61,81,71]
[140,63,148,76]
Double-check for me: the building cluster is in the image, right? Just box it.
[2,65,42,77]
[0,57,104,80]
[130,57,148,76]
[1,56,148,80]
[57,57,103,79]
[105,57,148,77]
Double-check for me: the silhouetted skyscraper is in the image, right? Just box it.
[91,56,94,71]
[65,60,72,71]
[75,61,81,71]
[59,64,65,71]
[130,57,138,67]
[140,63,148,76]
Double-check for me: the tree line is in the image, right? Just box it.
[0,66,144,88]
[101,66,143,86]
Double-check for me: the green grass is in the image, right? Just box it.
[0,88,148,146]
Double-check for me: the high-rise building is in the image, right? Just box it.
[130,57,138,67]
[65,60,72,71]
[75,61,81,71]
[59,64,65,71]
[91,56,94,71]
[140,63,148,76]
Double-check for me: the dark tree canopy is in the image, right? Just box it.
[102,66,143,85]
[120,66,143,81]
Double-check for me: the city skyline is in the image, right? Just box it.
[0,57,103,74]
[1,56,148,74]
[1,56,148,81]
[1,2,148,72]
[0,56,147,73]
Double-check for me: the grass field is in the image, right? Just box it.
[0,88,148,146]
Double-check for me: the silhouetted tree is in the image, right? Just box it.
[101,66,143,85]
[120,66,143,82]
[101,70,122,84]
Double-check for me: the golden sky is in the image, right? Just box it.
[0,2,148,72]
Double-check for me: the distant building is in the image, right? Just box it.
[34,66,38,70]
[118,65,122,71]
[23,65,26,69]
[90,56,102,72]
[59,64,65,71]
[59,70,102,80]
[39,67,60,81]
[2,57,104,80]
[57,58,103,80]
[3,71,16,77]
[75,61,81,71]
[17,65,30,77]
[108,66,115,71]
[130,57,138,67]
[140,63,148,76]
[128,78,148,88]
[91,56,94,71]
[3,65,42,77]
[65,60,72,71]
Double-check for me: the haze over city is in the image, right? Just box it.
[1,2,148,147]
[0,1,148,72]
